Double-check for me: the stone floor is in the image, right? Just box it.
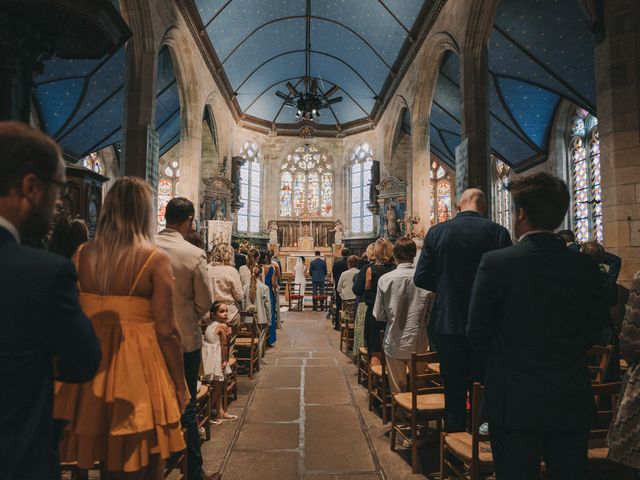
[198,309,435,480]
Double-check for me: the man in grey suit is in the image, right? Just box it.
[156,198,214,480]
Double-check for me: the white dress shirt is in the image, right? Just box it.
[373,263,433,359]
[337,267,359,301]
[0,216,20,243]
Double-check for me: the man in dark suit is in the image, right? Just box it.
[468,173,605,479]
[0,122,101,480]
[310,250,328,311]
[414,188,511,432]
[231,240,246,271]
[332,248,350,330]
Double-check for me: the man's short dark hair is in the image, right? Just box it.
[347,255,359,268]
[0,121,61,196]
[509,173,570,231]
[231,241,240,250]
[341,248,350,257]
[393,237,417,261]
[314,250,321,256]
[165,197,194,225]
[557,229,576,243]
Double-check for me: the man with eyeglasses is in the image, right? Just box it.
[0,121,101,480]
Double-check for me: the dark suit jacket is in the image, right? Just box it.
[0,226,101,479]
[414,211,512,336]
[234,252,247,271]
[467,233,605,431]
[309,257,327,283]
[568,242,622,282]
[352,261,372,297]
[332,257,348,288]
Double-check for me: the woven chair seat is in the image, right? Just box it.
[394,392,445,412]
[444,432,493,464]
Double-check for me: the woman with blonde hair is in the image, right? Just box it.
[242,265,272,356]
[239,247,259,289]
[54,177,187,479]
[208,242,244,325]
[351,243,376,357]
[363,238,395,366]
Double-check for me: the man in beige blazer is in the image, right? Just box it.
[156,197,215,480]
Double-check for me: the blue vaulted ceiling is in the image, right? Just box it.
[430,0,596,170]
[193,0,432,129]
[32,1,181,160]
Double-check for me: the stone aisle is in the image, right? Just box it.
[199,309,430,480]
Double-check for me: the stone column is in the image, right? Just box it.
[460,45,491,208]
[596,0,640,284]
[410,117,431,226]
[120,0,157,178]
[178,110,203,214]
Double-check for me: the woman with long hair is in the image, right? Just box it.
[54,177,187,479]
[260,251,277,346]
[352,243,376,357]
[363,238,396,366]
[208,243,244,325]
[239,247,259,289]
[293,256,307,309]
[243,265,272,356]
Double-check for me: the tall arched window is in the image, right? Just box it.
[158,159,179,227]
[350,143,374,234]
[430,160,452,225]
[237,142,262,233]
[495,158,511,230]
[569,108,602,243]
[280,144,333,218]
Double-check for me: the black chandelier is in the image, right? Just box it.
[276,78,342,122]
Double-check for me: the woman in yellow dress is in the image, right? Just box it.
[54,177,188,479]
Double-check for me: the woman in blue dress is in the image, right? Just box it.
[260,251,277,346]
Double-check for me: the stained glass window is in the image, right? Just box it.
[280,144,333,218]
[430,160,452,225]
[351,143,374,233]
[569,109,602,243]
[494,158,511,231]
[157,160,179,227]
[237,142,262,233]
[82,152,104,174]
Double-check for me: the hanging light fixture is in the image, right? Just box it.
[276,78,342,122]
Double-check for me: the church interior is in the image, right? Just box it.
[1,0,640,479]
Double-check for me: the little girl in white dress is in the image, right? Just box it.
[202,301,236,424]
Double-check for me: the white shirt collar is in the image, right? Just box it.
[0,216,20,243]
[396,262,414,269]
[517,229,553,242]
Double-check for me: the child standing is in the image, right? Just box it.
[202,301,238,424]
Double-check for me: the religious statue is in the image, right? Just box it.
[212,198,226,220]
[385,203,398,238]
[331,219,345,246]
[267,220,279,245]
[402,213,413,237]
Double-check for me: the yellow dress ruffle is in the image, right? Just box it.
[54,293,185,472]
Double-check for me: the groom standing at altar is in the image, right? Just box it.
[310,250,328,311]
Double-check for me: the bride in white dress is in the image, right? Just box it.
[293,256,307,308]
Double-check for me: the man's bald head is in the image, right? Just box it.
[458,188,487,213]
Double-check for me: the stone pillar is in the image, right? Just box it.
[178,111,203,214]
[460,45,491,208]
[596,0,640,284]
[120,0,157,178]
[410,117,431,227]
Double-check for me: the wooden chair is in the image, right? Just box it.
[587,344,614,384]
[195,383,211,442]
[339,299,356,354]
[60,462,102,480]
[587,381,622,474]
[391,352,445,474]
[235,311,260,379]
[222,322,238,409]
[440,383,494,480]
[357,346,369,385]
[288,281,304,311]
[368,347,392,424]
